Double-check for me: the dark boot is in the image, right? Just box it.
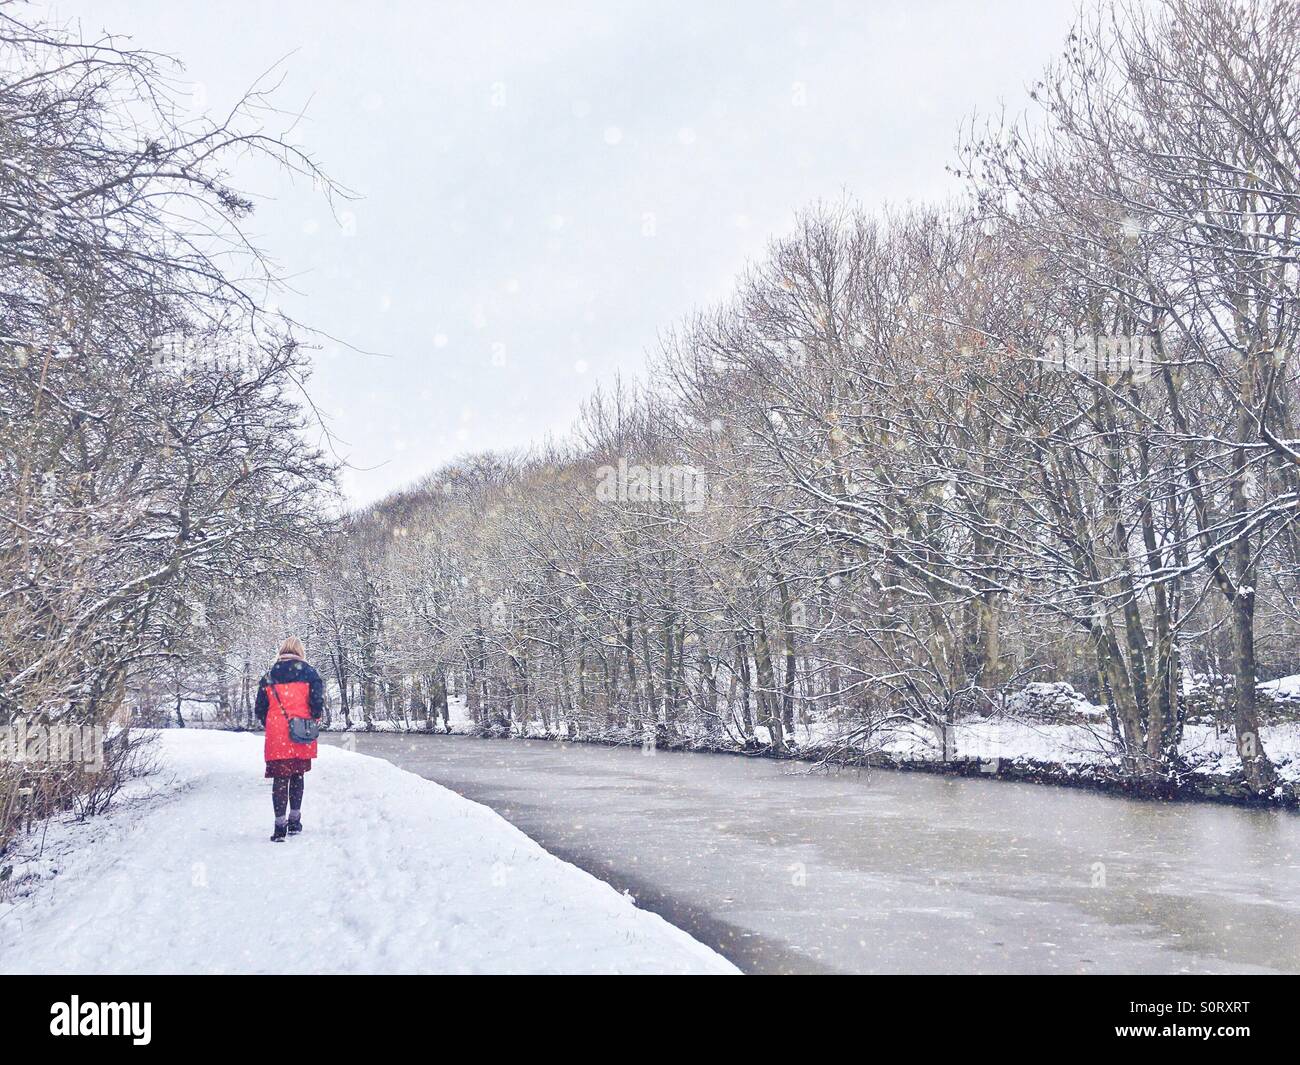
[270,822,287,842]
[286,815,302,835]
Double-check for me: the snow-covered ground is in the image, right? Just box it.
[870,717,1300,785]
[792,680,1300,791]
[0,731,736,974]
[454,688,1300,791]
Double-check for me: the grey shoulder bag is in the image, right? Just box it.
[266,673,321,744]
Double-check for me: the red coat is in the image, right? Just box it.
[256,656,323,762]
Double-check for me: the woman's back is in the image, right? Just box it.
[255,638,325,841]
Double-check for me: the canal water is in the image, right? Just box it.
[325,732,1300,974]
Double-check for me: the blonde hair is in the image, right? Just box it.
[278,636,306,659]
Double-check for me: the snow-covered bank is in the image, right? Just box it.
[860,680,1300,804]
[0,731,736,974]
[313,689,1300,807]
[865,719,1300,805]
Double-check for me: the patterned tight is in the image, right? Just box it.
[272,774,305,819]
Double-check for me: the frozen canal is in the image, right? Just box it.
[325,733,1300,974]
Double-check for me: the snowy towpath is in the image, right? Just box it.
[0,731,735,974]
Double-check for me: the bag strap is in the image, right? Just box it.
[263,670,292,725]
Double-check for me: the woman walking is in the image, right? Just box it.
[255,637,325,842]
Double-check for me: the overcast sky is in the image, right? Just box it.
[47,0,1078,507]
